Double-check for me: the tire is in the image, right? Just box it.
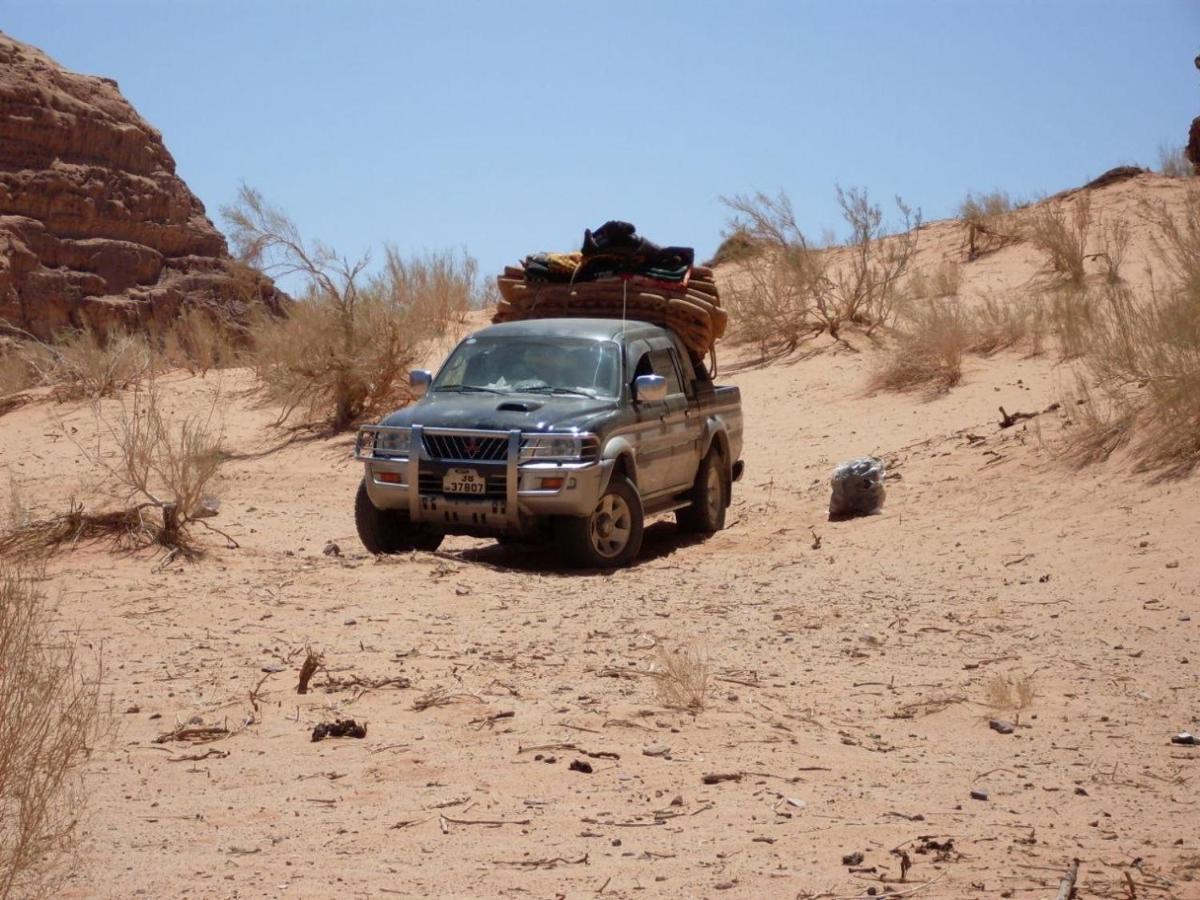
[675,448,727,534]
[555,476,644,569]
[355,480,443,554]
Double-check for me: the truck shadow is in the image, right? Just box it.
[451,521,709,574]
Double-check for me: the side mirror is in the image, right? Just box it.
[634,374,667,404]
[409,369,432,398]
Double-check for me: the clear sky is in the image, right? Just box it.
[6,1,1198,285]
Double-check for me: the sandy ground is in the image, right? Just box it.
[3,174,1199,899]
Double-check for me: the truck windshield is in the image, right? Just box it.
[432,337,622,399]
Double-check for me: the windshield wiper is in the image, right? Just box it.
[520,386,594,397]
[436,384,506,395]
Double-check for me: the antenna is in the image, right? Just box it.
[620,276,628,339]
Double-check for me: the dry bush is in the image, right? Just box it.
[1097,215,1132,284]
[1028,195,1092,286]
[984,671,1036,724]
[959,190,1013,225]
[0,501,150,559]
[6,476,31,531]
[1045,286,1096,360]
[1159,145,1195,179]
[4,382,225,558]
[4,326,154,400]
[654,643,709,712]
[101,384,224,547]
[161,307,243,375]
[705,228,761,267]
[907,260,961,300]
[723,245,817,356]
[0,565,106,898]
[1061,279,1200,474]
[870,299,968,395]
[225,185,478,429]
[0,338,36,397]
[960,191,1020,260]
[723,187,920,347]
[967,294,1044,356]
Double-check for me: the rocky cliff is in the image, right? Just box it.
[0,32,284,339]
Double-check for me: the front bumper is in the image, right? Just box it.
[355,425,610,534]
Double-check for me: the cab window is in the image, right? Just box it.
[648,348,684,397]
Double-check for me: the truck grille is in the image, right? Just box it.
[422,432,508,462]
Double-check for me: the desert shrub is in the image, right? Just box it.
[161,306,243,375]
[959,191,1021,260]
[224,186,478,429]
[0,338,36,397]
[1062,279,1200,474]
[0,325,157,403]
[0,565,106,898]
[1097,215,1131,284]
[910,259,962,300]
[723,245,817,356]
[1046,286,1096,359]
[959,190,1012,225]
[1028,195,1092,286]
[984,672,1036,725]
[870,299,968,395]
[705,228,761,267]
[723,187,920,346]
[0,383,229,559]
[4,384,225,557]
[967,294,1044,356]
[1159,145,1194,179]
[655,643,709,712]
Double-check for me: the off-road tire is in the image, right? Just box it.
[555,476,644,569]
[676,448,727,534]
[355,480,443,554]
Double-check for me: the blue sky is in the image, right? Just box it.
[6,1,1197,285]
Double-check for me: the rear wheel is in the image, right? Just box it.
[555,476,644,569]
[355,480,443,554]
[676,448,727,534]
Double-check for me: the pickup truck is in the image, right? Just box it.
[353,317,743,568]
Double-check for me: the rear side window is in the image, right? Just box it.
[648,349,683,397]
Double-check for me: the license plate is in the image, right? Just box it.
[442,467,486,495]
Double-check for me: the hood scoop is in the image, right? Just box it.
[496,400,543,413]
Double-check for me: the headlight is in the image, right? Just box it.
[520,433,598,462]
[373,427,412,457]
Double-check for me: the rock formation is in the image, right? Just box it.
[0,32,285,340]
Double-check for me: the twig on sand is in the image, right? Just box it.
[470,709,515,729]
[439,814,531,828]
[167,748,230,763]
[494,853,589,869]
[153,723,230,744]
[297,646,323,694]
[412,688,483,711]
[1056,859,1080,900]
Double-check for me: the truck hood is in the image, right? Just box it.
[379,392,620,434]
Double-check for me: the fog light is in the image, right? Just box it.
[539,477,565,491]
[378,471,403,484]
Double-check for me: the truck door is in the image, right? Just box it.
[630,343,689,496]
[653,346,697,492]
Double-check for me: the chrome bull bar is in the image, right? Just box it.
[357,425,523,528]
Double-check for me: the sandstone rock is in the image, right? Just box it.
[0,32,285,339]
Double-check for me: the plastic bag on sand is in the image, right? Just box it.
[829,457,886,518]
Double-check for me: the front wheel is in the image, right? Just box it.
[355,480,443,554]
[675,448,727,534]
[555,476,644,569]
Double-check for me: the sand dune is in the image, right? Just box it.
[3,173,1199,898]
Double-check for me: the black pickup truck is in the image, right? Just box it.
[354,317,743,568]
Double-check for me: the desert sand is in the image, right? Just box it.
[3,174,1199,899]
